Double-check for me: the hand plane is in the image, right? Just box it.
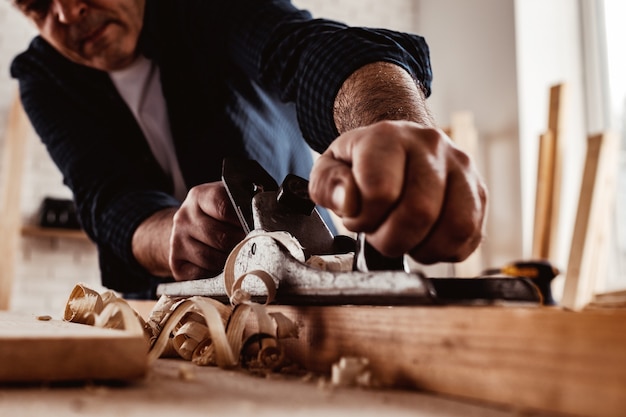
[157,159,555,306]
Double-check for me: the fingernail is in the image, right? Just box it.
[332,184,346,213]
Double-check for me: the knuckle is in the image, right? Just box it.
[187,185,202,200]
[415,126,444,148]
[213,229,230,251]
[451,146,472,168]
[214,196,230,220]
[450,217,481,246]
[405,201,440,230]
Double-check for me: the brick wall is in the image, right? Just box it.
[0,3,104,316]
[0,1,418,315]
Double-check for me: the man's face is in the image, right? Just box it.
[14,0,145,71]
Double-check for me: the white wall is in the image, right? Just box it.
[415,0,522,269]
[515,0,586,296]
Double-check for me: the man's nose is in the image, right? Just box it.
[51,0,87,24]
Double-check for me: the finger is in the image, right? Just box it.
[169,217,244,281]
[345,138,406,232]
[364,147,447,257]
[174,192,245,255]
[189,184,242,227]
[309,151,361,217]
[169,183,246,281]
[409,167,488,264]
[170,235,228,281]
[314,122,407,232]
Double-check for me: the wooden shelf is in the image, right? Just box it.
[20,224,91,242]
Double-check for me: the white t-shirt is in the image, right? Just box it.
[109,55,187,201]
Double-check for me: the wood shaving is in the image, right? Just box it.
[62,232,305,376]
[331,357,373,388]
[306,253,354,272]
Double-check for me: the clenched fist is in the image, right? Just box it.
[309,120,487,264]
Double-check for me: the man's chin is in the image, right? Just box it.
[70,47,137,72]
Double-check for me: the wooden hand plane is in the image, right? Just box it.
[157,159,553,306]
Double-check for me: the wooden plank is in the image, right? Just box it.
[532,84,566,260]
[0,358,530,417]
[0,94,30,310]
[0,311,148,382]
[587,290,626,309]
[20,224,91,241]
[546,84,565,262]
[562,132,619,310]
[532,130,555,259]
[261,304,626,417]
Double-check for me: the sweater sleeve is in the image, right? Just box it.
[221,0,433,153]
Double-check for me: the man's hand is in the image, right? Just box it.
[169,182,245,281]
[308,120,487,264]
[132,182,245,281]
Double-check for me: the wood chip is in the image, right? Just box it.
[61,232,306,376]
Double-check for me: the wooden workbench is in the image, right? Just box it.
[131,300,626,417]
[0,358,549,417]
[2,302,624,417]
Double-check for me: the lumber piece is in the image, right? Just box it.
[263,304,626,417]
[587,289,626,309]
[0,94,30,310]
[532,130,556,259]
[562,132,619,310]
[0,311,148,382]
[532,83,566,261]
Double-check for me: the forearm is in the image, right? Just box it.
[132,207,177,277]
[333,61,435,133]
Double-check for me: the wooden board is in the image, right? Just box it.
[562,132,619,310]
[532,130,556,259]
[20,224,91,241]
[532,83,566,260]
[0,358,530,417]
[0,312,148,382]
[259,304,626,417]
[0,94,30,310]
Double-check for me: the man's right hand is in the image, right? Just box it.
[169,182,246,281]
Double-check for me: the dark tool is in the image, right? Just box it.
[276,174,316,215]
[157,159,549,306]
[482,260,560,306]
[222,158,279,234]
[353,233,406,272]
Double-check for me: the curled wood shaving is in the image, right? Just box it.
[306,253,354,272]
[331,357,373,388]
[63,232,304,374]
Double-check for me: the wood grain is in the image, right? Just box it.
[260,304,626,417]
[0,312,148,382]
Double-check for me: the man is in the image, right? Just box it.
[10,0,487,296]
